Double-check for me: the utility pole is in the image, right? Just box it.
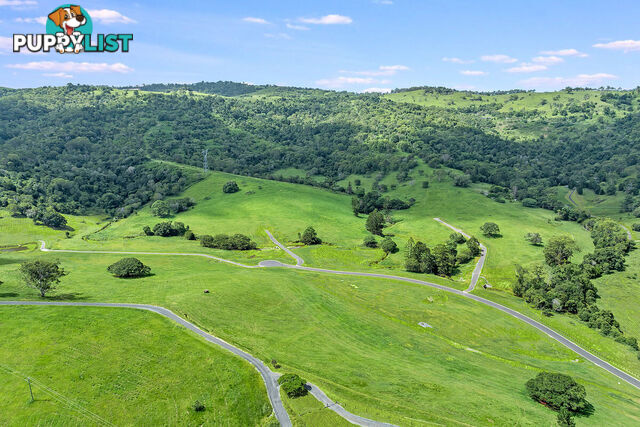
[202,148,209,173]
[26,377,34,402]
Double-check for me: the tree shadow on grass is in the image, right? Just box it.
[0,257,26,266]
[0,292,19,298]
[48,292,89,301]
[575,401,595,418]
[112,273,156,279]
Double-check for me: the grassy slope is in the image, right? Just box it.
[0,306,270,426]
[1,250,640,425]
[78,170,594,290]
[593,249,640,338]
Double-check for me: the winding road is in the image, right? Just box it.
[433,217,487,292]
[4,219,640,425]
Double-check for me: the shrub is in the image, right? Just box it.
[522,198,538,208]
[278,373,308,398]
[466,236,481,256]
[200,233,257,250]
[456,248,474,265]
[381,237,398,254]
[632,223,640,232]
[453,174,471,187]
[363,235,377,248]
[193,400,205,412]
[300,226,322,245]
[143,225,153,236]
[524,232,543,246]
[151,200,170,217]
[152,221,188,237]
[168,197,195,214]
[200,235,214,247]
[107,258,151,278]
[449,232,466,244]
[223,181,240,193]
[184,230,196,240]
[480,222,500,237]
[421,180,429,189]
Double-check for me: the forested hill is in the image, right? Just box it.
[1,83,639,218]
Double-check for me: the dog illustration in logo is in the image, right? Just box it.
[48,5,87,53]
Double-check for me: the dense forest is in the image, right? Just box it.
[1,83,640,218]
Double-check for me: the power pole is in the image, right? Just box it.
[26,377,34,402]
[202,148,209,172]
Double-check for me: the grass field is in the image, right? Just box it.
[1,248,640,425]
[594,249,640,339]
[2,169,640,425]
[0,305,271,426]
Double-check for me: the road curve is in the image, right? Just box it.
[264,230,304,265]
[0,300,291,427]
[433,218,487,292]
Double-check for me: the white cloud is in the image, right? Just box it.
[0,35,43,54]
[519,73,618,88]
[532,55,564,65]
[593,40,640,52]
[299,14,352,25]
[44,72,73,78]
[0,0,37,6]
[442,57,474,64]
[7,61,133,73]
[0,36,12,53]
[316,76,390,88]
[540,48,588,58]
[242,17,270,24]
[363,87,392,93]
[88,9,136,24]
[505,63,548,73]
[481,54,517,63]
[264,33,291,40]
[340,64,409,76]
[286,23,309,30]
[460,70,487,76]
[15,16,46,24]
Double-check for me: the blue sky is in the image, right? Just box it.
[1,0,639,91]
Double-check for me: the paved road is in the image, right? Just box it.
[265,230,304,265]
[0,300,292,427]
[306,383,397,427]
[433,218,487,292]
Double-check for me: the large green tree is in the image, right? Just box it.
[20,260,67,297]
[543,236,579,266]
[365,210,385,236]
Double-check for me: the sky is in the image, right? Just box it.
[1,0,639,92]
